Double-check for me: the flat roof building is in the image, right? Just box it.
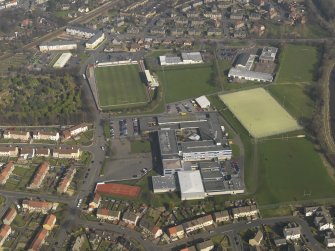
[152,175,177,193]
[178,170,205,200]
[53,53,72,68]
[259,47,278,62]
[195,96,210,109]
[158,130,179,158]
[39,41,77,52]
[228,67,273,82]
[181,52,203,64]
[234,53,256,71]
[159,56,182,66]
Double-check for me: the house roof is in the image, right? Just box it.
[23,200,52,209]
[0,161,14,182]
[35,148,49,155]
[0,224,10,238]
[30,228,48,251]
[43,214,56,227]
[30,162,49,187]
[3,208,16,222]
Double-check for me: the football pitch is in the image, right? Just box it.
[94,64,148,109]
[220,88,301,138]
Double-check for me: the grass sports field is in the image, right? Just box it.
[94,64,148,109]
[267,84,315,119]
[156,64,220,103]
[220,88,301,138]
[256,138,335,205]
[276,44,318,84]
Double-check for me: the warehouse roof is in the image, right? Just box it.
[152,175,177,192]
[177,170,205,194]
[181,52,203,62]
[228,67,273,82]
[159,56,182,65]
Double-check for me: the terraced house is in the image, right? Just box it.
[28,162,49,189]
[3,130,30,141]
[0,146,18,157]
[0,161,15,185]
[57,167,76,194]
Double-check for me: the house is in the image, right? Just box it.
[97,209,120,221]
[182,214,213,234]
[22,200,53,214]
[62,123,88,139]
[232,205,258,219]
[29,228,48,251]
[20,147,35,159]
[53,147,81,160]
[249,230,263,246]
[57,167,76,194]
[213,211,230,223]
[167,224,185,240]
[28,162,49,189]
[122,212,139,226]
[139,218,163,239]
[33,131,59,141]
[3,130,30,141]
[0,146,18,157]
[0,224,11,247]
[0,161,15,185]
[274,238,287,247]
[283,222,301,240]
[314,208,334,231]
[43,214,56,231]
[88,193,101,212]
[35,148,50,158]
[2,207,17,225]
[305,206,320,217]
[324,231,335,248]
[196,239,214,251]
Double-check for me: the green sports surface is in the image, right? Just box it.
[220,88,301,138]
[94,64,148,108]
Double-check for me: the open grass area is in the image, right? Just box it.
[256,138,335,205]
[130,140,151,153]
[220,88,301,138]
[4,165,35,190]
[276,44,319,84]
[156,64,220,103]
[267,84,315,120]
[94,64,148,109]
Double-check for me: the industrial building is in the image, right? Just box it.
[228,67,273,82]
[85,31,105,49]
[39,41,77,52]
[53,53,72,68]
[181,52,203,64]
[152,175,177,193]
[178,171,206,200]
[159,52,203,66]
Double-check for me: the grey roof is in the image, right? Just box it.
[158,130,179,156]
[274,238,287,246]
[152,175,177,192]
[66,26,96,35]
[196,240,214,250]
[260,47,278,61]
[86,31,104,45]
[235,53,250,67]
[181,52,202,62]
[198,161,221,170]
[40,40,77,46]
[228,67,273,82]
[180,140,226,153]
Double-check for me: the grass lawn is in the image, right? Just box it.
[267,84,315,119]
[256,138,335,205]
[220,88,301,138]
[4,165,35,190]
[156,64,220,103]
[130,140,151,153]
[95,64,148,109]
[276,44,319,84]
